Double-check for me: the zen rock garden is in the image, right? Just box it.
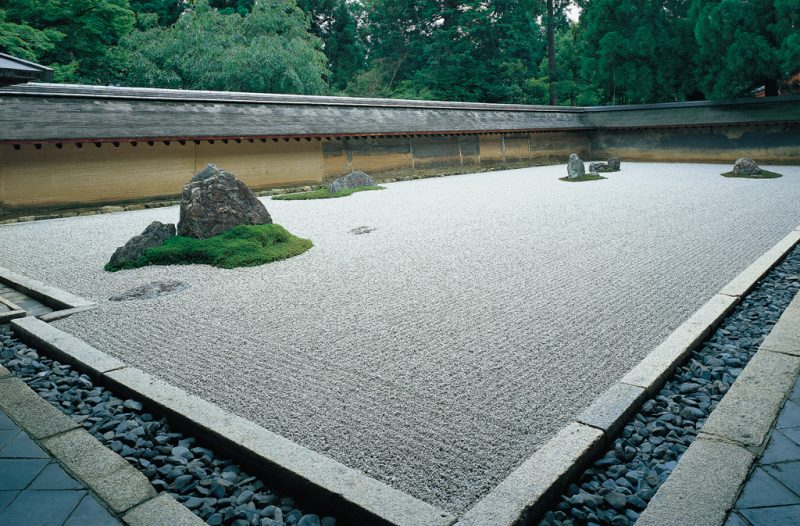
[722,157,783,179]
[562,153,620,182]
[105,164,312,271]
[272,170,384,201]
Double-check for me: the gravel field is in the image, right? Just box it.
[1,162,799,515]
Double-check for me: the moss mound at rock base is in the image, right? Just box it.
[721,169,783,179]
[272,185,385,200]
[105,224,312,271]
[559,174,607,182]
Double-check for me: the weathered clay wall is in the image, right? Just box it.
[0,131,591,214]
[1,89,799,217]
[591,123,800,164]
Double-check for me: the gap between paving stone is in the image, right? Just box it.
[0,363,203,526]
[458,226,800,526]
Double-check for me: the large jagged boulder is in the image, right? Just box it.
[178,164,272,238]
[733,158,760,176]
[328,171,375,193]
[567,153,585,179]
[108,221,176,269]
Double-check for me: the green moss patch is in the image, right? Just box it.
[559,174,607,183]
[105,224,312,272]
[272,185,385,200]
[721,169,783,179]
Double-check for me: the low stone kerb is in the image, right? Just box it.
[635,438,754,526]
[700,346,800,448]
[457,423,604,526]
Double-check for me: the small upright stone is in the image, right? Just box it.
[107,221,176,269]
[733,157,760,176]
[178,164,272,238]
[607,157,621,170]
[328,171,375,193]
[567,153,586,179]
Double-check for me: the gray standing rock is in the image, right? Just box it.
[178,164,271,238]
[733,157,760,176]
[567,153,586,179]
[607,157,621,170]
[108,221,175,268]
[328,171,375,193]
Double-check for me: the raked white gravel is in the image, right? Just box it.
[1,162,799,514]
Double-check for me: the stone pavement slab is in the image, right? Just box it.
[0,406,122,526]
[727,355,800,526]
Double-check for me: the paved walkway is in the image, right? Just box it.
[0,283,53,318]
[726,375,800,526]
[0,407,121,526]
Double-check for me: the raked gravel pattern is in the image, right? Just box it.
[0,327,334,526]
[0,163,799,514]
[540,244,800,526]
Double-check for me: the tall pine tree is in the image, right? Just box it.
[297,0,365,90]
[691,0,796,97]
[578,0,695,104]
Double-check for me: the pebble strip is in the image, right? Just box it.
[0,329,336,526]
[540,245,800,526]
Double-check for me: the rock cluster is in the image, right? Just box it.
[0,328,336,526]
[540,245,800,526]
[589,157,622,173]
[733,157,760,177]
[178,164,272,239]
[328,171,375,193]
[567,154,586,179]
[107,221,176,269]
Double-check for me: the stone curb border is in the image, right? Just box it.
[635,289,800,526]
[457,226,800,526]
[0,364,204,526]
[0,266,96,319]
[0,296,25,324]
[9,315,457,526]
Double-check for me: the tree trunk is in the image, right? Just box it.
[765,78,779,97]
[547,0,557,106]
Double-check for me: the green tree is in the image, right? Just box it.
[297,0,366,90]
[691,0,797,97]
[129,0,183,26]
[0,0,135,83]
[117,0,329,94]
[208,0,254,16]
[355,0,547,103]
[534,22,601,106]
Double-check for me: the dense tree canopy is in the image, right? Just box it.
[352,0,551,103]
[691,0,796,98]
[0,0,134,83]
[116,0,329,94]
[297,0,365,90]
[0,0,797,104]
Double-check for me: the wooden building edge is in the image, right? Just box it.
[1,84,799,218]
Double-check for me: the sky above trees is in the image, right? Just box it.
[0,0,797,105]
